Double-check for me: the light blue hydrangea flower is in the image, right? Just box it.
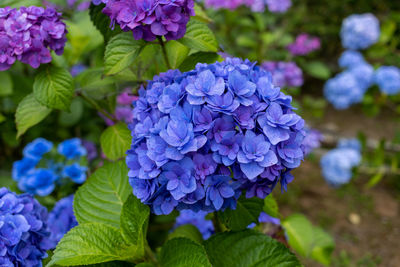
[341,13,380,50]
[374,66,400,95]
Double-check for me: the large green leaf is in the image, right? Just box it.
[100,122,132,161]
[47,223,136,266]
[104,33,145,75]
[179,52,221,72]
[263,195,279,218]
[33,66,74,111]
[282,214,334,266]
[205,230,301,267]
[74,161,131,228]
[0,72,13,96]
[120,195,150,250]
[15,94,52,138]
[178,19,218,52]
[168,224,204,244]
[218,196,264,230]
[165,40,190,69]
[159,238,212,267]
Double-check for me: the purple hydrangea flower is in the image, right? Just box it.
[127,58,306,214]
[265,0,291,13]
[204,0,255,10]
[0,188,50,265]
[341,13,380,50]
[99,0,195,41]
[287,34,321,56]
[173,210,214,239]
[301,128,323,156]
[261,61,304,88]
[43,195,78,249]
[0,6,67,71]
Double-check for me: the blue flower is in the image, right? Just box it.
[12,157,38,181]
[18,169,58,196]
[174,210,214,239]
[62,163,87,184]
[228,70,256,105]
[186,69,225,105]
[374,66,400,95]
[211,132,243,166]
[58,138,87,160]
[341,13,380,50]
[0,188,50,266]
[348,63,374,90]
[130,178,157,203]
[338,50,366,69]
[158,83,184,113]
[152,192,178,215]
[23,138,53,159]
[204,175,235,210]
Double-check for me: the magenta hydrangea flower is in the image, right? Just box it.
[287,34,321,56]
[261,61,304,88]
[0,6,67,71]
[95,0,195,41]
[127,58,306,215]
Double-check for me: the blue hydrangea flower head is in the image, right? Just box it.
[340,13,380,50]
[374,66,400,95]
[127,58,306,214]
[324,71,365,109]
[320,141,361,186]
[18,168,59,196]
[58,138,87,160]
[338,138,361,152]
[0,187,50,265]
[62,163,88,184]
[22,138,53,159]
[338,50,366,69]
[174,210,214,239]
[43,195,77,249]
[348,63,374,90]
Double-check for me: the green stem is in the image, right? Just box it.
[212,212,223,233]
[158,36,172,69]
[145,244,160,267]
[77,92,117,123]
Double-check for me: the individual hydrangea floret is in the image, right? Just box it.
[261,61,303,87]
[0,6,67,71]
[96,0,195,41]
[338,50,366,69]
[43,195,78,249]
[0,187,50,265]
[287,33,321,56]
[340,13,380,50]
[173,210,214,239]
[323,72,365,110]
[320,139,361,186]
[374,66,400,95]
[12,138,88,196]
[127,58,306,215]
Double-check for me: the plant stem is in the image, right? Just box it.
[77,92,117,123]
[158,36,172,69]
[212,212,223,233]
[145,244,160,267]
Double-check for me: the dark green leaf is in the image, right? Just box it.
[0,72,13,96]
[178,20,218,52]
[165,40,190,69]
[179,52,221,72]
[263,195,279,218]
[89,3,121,43]
[168,224,204,244]
[100,122,132,161]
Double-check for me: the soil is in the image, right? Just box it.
[275,106,400,267]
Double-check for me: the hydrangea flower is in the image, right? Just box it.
[173,210,214,239]
[265,0,291,13]
[261,61,303,88]
[320,139,361,186]
[338,50,366,69]
[101,89,138,126]
[0,188,50,265]
[95,0,195,41]
[12,138,88,196]
[0,6,67,71]
[301,128,323,156]
[287,34,321,56]
[127,58,306,214]
[247,211,281,228]
[340,14,380,50]
[70,64,87,77]
[43,195,78,249]
[204,0,255,10]
[324,72,365,109]
[374,66,400,95]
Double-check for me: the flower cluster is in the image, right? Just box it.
[261,61,303,88]
[264,0,291,13]
[203,0,291,13]
[340,13,380,50]
[174,210,214,239]
[301,128,323,156]
[94,0,195,41]
[44,195,78,249]
[12,138,88,196]
[0,188,50,266]
[374,66,400,95]
[101,89,138,126]
[127,58,306,215]
[287,34,321,56]
[320,139,361,186]
[0,6,67,71]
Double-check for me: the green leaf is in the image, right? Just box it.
[120,195,150,250]
[178,20,218,52]
[160,238,212,267]
[104,33,145,75]
[263,195,279,218]
[205,230,301,267]
[15,93,52,138]
[33,66,74,111]
[89,3,121,43]
[100,122,132,161]
[0,0,41,8]
[47,223,136,266]
[0,72,13,96]
[58,98,84,127]
[74,161,131,228]
[0,113,5,124]
[165,40,190,69]
[168,224,204,244]
[304,61,331,80]
[282,214,334,266]
[193,4,212,23]
[218,196,264,230]
[179,52,221,72]
[76,68,117,100]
